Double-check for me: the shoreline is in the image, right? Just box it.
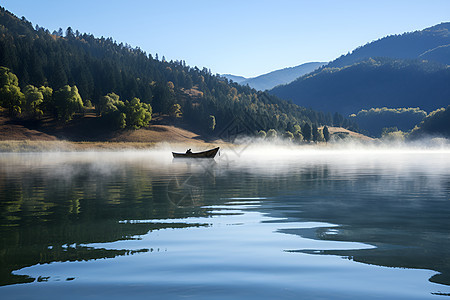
[0,138,449,153]
[0,140,231,152]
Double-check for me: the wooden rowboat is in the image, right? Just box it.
[172,147,220,158]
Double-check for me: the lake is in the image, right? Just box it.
[1,146,450,299]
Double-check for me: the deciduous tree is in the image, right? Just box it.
[208,115,216,132]
[169,103,182,119]
[52,85,84,122]
[23,85,44,118]
[283,131,294,141]
[257,130,266,139]
[126,97,152,129]
[266,129,277,140]
[0,67,24,116]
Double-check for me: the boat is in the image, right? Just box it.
[172,147,220,158]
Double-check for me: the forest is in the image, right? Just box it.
[349,107,427,137]
[0,6,356,140]
[409,106,450,138]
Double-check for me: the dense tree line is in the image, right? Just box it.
[361,106,450,140]
[350,107,427,137]
[0,67,152,128]
[256,124,330,143]
[0,6,354,136]
[0,66,84,121]
[409,106,450,138]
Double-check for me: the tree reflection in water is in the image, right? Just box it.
[0,150,449,289]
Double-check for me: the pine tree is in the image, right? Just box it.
[323,125,330,143]
[302,123,312,142]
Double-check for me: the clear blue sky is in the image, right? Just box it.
[2,0,450,77]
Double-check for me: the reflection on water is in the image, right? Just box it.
[0,148,450,299]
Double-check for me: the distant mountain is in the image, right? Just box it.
[270,58,450,116]
[270,23,450,116]
[241,62,326,90]
[222,74,247,84]
[328,22,450,67]
[222,62,326,91]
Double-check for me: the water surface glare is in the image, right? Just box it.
[0,148,450,299]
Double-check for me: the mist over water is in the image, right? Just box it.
[1,144,450,299]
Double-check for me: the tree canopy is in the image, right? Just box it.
[350,107,427,137]
[0,6,354,136]
[410,106,450,138]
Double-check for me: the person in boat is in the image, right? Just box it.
[186,149,192,154]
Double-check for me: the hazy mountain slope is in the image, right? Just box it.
[419,44,450,65]
[270,58,450,116]
[222,74,247,83]
[240,62,326,90]
[328,22,450,67]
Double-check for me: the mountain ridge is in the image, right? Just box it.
[327,22,450,68]
[221,74,246,84]
[270,57,450,116]
[223,61,325,90]
[269,22,450,118]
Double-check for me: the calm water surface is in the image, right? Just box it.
[0,148,450,299]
